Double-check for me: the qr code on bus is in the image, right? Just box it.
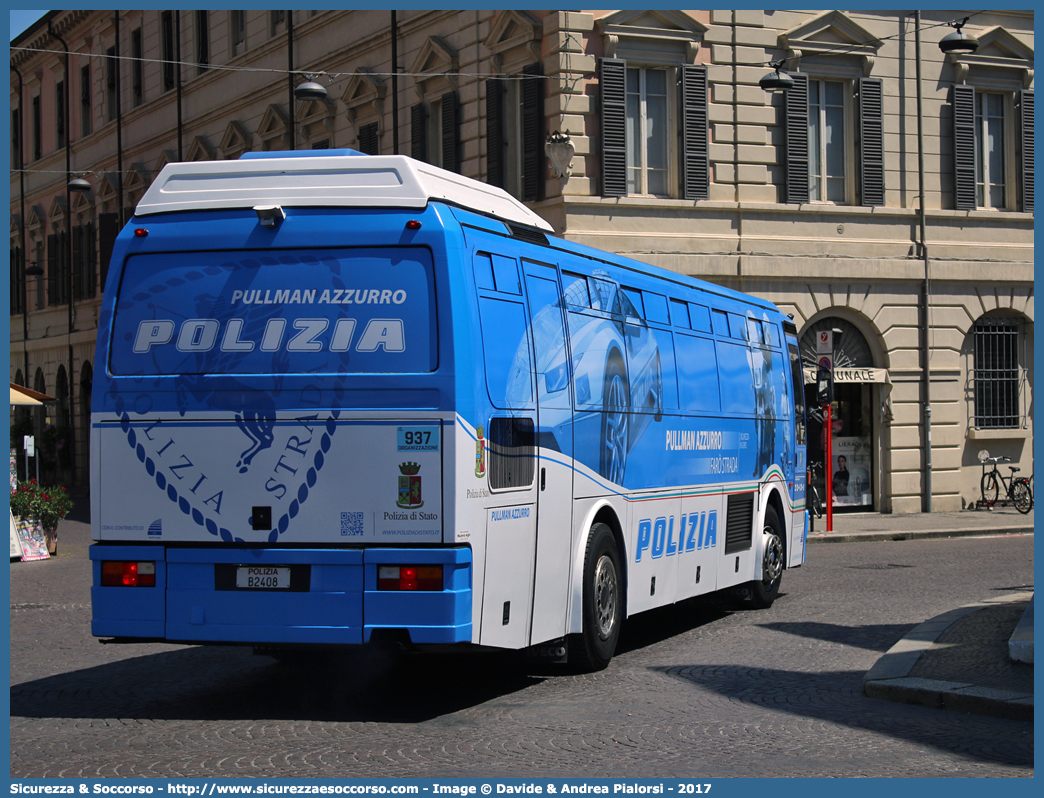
[340,512,364,536]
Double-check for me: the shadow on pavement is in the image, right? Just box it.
[10,644,543,724]
[756,620,919,652]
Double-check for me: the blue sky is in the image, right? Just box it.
[10,9,48,40]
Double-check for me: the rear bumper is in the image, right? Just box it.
[90,545,472,645]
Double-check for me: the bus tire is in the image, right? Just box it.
[746,505,784,609]
[569,523,622,672]
[600,357,629,484]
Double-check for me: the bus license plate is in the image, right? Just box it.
[236,566,291,589]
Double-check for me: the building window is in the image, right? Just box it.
[105,46,117,122]
[11,243,25,316]
[230,11,246,56]
[954,86,1034,212]
[80,65,91,137]
[808,79,846,202]
[32,95,41,160]
[161,11,176,92]
[73,222,96,301]
[975,92,1006,209]
[626,67,670,196]
[196,11,209,73]
[311,138,330,150]
[356,123,378,155]
[486,64,544,202]
[600,58,708,200]
[55,80,65,148]
[411,92,459,173]
[131,28,144,107]
[973,318,1026,429]
[270,10,286,38]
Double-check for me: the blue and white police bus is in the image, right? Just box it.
[90,150,808,671]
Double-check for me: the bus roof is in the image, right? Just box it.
[134,151,554,232]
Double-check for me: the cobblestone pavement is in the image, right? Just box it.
[10,520,1034,778]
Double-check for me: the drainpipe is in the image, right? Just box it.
[287,12,295,149]
[391,11,399,154]
[49,20,77,484]
[915,12,933,512]
[176,10,183,160]
[115,12,124,223]
[12,62,29,380]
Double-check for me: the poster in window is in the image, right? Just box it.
[832,436,872,507]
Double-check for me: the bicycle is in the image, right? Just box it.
[807,461,824,527]
[977,451,1033,514]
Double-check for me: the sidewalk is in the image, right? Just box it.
[807,505,1034,722]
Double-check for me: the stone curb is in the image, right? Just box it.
[863,591,1034,722]
[807,525,1033,544]
[1009,595,1034,664]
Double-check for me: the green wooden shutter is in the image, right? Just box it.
[784,73,809,204]
[411,103,427,163]
[485,78,504,188]
[441,90,459,173]
[680,64,709,201]
[358,122,378,155]
[858,78,884,206]
[600,57,627,197]
[521,62,544,202]
[1019,90,1033,213]
[47,233,58,306]
[952,85,976,210]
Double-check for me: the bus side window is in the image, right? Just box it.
[670,299,691,329]
[655,330,680,411]
[478,296,533,408]
[711,309,730,337]
[644,292,669,325]
[491,254,521,295]
[475,252,495,291]
[621,288,645,318]
[562,271,590,307]
[727,312,748,340]
[688,303,711,333]
[675,333,720,412]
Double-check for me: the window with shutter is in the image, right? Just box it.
[520,63,544,202]
[441,91,460,173]
[952,85,977,210]
[1019,90,1033,212]
[680,65,709,201]
[599,58,627,197]
[411,103,427,162]
[858,78,884,206]
[784,74,809,204]
[485,78,504,188]
[98,213,119,289]
[358,122,379,155]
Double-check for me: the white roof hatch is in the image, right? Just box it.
[134,153,553,232]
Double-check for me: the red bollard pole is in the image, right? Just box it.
[825,403,833,533]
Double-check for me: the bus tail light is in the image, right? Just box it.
[101,561,156,587]
[378,565,442,591]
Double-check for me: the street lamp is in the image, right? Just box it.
[938,18,979,54]
[294,77,328,101]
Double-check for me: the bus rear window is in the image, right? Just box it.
[109,247,436,375]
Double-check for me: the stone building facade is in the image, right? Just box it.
[10,9,1033,512]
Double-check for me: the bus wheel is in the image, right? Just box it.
[600,359,629,484]
[747,506,784,609]
[569,523,622,672]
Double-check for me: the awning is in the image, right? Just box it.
[9,383,56,406]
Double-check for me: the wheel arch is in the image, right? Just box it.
[568,499,629,634]
[761,482,788,567]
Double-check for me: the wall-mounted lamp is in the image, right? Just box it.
[545,131,575,179]
[938,18,979,54]
[759,61,795,91]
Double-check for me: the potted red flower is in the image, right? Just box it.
[10,479,74,555]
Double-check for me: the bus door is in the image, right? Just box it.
[784,330,808,566]
[523,261,574,645]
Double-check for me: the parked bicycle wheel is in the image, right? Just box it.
[980,472,1000,507]
[1012,479,1033,514]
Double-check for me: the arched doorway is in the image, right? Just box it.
[800,318,879,512]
